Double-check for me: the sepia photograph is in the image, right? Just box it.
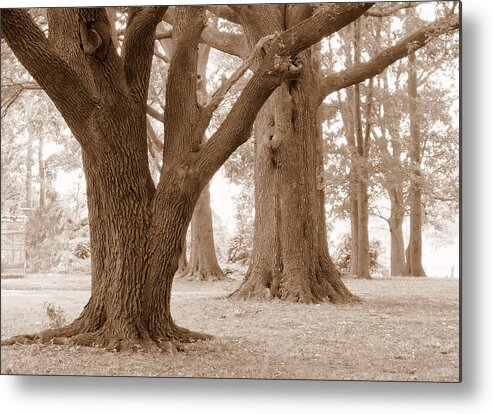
[1,1,460,384]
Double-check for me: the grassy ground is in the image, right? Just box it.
[1,272,459,381]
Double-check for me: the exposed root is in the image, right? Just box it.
[169,322,214,343]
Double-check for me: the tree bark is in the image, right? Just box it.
[231,6,355,303]
[182,184,225,281]
[180,44,225,281]
[403,52,426,277]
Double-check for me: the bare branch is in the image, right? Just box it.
[146,118,164,151]
[365,2,417,17]
[204,34,276,116]
[206,5,241,25]
[1,82,41,117]
[195,3,373,185]
[146,104,164,122]
[155,28,173,40]
[153,47,169,64]
[316,13,459,105]
[200,25,248,58]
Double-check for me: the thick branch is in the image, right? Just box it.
[196,3,373,184]
[200,26,248,59]
[161,6,206,162]
[1,9,97,149]
[317,13,459,104]
[122,6,168,103]
[155,28,173,40]
[205,5,241,25]
[365,2,417,17]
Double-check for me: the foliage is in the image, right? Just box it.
[25,192,90,274]
[334,234,384,276]
[43,302,67,329]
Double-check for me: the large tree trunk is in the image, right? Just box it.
[231,5,354,303]
[182,183,225,281]
[403,52,426,277]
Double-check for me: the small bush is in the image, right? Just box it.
[44,302,67,329]
[334,234,384,276]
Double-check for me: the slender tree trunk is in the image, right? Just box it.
[231,5,354,303]
[25,133,34,211]
[389,188,405,275]
[403,52,426,277]
[337,88,359,276]
[38,134,47,210]
[353,81,371,279]
[352,20,372,279]
[182,184,225,280]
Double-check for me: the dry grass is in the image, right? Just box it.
[1,272,459,381]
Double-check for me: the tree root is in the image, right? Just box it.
[169,322,214,343]
[2,320,213,353]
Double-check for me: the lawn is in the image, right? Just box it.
[1,272,459,381]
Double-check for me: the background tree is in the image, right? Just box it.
[223,4,458,301]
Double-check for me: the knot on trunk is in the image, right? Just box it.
[267,55,303,81]
[79,18,111,60]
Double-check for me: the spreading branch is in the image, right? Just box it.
[1,81,41,117]
[203,34,276,117]
[146,104,164,122]
[196,3,373,184]
[365,2,417,17]
[316,13,459,105]
[200,25,248,59]
[1,9,98,149]
[205,5,241,25]
[122,6,168,103]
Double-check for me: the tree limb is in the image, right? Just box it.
[146,117,164,151]
[316,13,459,105]
[122,6,168,103]
[200,25,248,59]
[146,104,164,122]
[1,9,98,149]
[1,82,41,117]
[196,3,373,185]
[205,5,241,25]
[365,2,417,17]
[203,34,276,117]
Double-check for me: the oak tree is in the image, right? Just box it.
[2,4,372,350]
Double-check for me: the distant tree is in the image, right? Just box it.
[227,4,457,302]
